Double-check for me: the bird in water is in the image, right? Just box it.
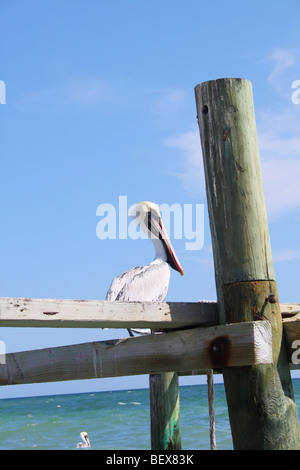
[76,431,91,448]
[105,201,184,336]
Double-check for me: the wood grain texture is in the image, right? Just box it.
[0,321,272,386]
[195,78,274,325]
[150,372,181,450]
[195,77,300,449]
[0,298,218,329]
[0,297,296,328]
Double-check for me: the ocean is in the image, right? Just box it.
[0,379,300,450]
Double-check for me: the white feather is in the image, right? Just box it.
[106,260,170,302]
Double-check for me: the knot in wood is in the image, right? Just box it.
[208,335,231,368]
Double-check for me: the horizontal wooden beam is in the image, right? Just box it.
[0,297,298,329]
[281,303,300,318]
[0,297,219,329]
[0,321,272,386]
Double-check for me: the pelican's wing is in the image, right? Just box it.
[105,266,145,301]
[114,262,170,302]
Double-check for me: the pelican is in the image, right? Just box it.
[105,201,184,335]
[76,431,91,448]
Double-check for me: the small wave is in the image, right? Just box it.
[118,402,126,405]
[130,402,141,405]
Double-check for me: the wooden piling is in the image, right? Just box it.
[195,78,300,450]
[149,372,181,450]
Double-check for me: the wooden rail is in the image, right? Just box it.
[0,298,218,329]
[0,297,299,387]
[0,321,273,386]
[0,297,298,328]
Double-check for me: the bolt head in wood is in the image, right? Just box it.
[266,295,278,304]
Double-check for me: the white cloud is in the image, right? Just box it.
[154,89,186,115]
[272,249,300,263]
[65,78,112,106]
[17,78,112,111]
[165,48,300,220]
[164,130,205,196]
[257,107,300,219]
[267,48,298,93]
[262,157,300,217]
[144,87,188,130]
[165,113,300,219]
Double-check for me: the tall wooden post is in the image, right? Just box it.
[195,78,300,450]
[150,372,181,450]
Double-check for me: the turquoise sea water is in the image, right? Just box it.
[0,379,299,450]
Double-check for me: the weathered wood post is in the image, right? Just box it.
[149,372,181,450]
[195,78,300,450]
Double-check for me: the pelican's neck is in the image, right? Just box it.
[152,238,167,262]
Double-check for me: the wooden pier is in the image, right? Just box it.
[1,78,299,450]
[0,298,299,384]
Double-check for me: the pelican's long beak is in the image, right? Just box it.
[81,432,91,447]
[150,215,184,276]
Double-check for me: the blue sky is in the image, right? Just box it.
[0,0,300,398]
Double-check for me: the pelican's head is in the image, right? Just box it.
[128,201,184,276]
[76,431,91,448]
